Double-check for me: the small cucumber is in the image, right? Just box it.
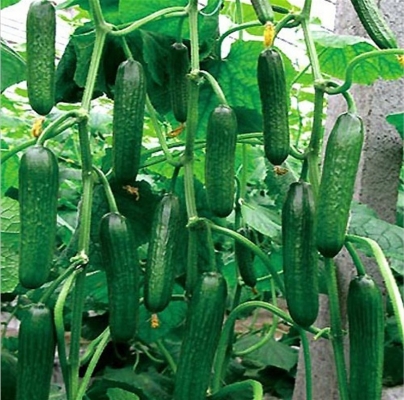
[350,0,398,49]
[257,48,290,166]
[235,227,257,288]
[16,304,56,400]
[168,42,190,123]
[144,193,180,313]
[99,212,140,343]
[173,272,227,400]
[2,349,18,400]
[315,112,364,258]
[251,0,274,24]
[205,104,238,218]
[347,274,384,400]
[26,0,56,115]
[112,59,146,184]
[282,181,318,327]
[19,145,59,289]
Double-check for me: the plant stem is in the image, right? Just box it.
[156,338,177,373]
[325,49,404,95]
[199,70,228,105]
[76,328,110,400]
[298,327,313,400]
[346,234,404,344]
[344,241,367,276]
[323,258,349,400]
[93,166,118,213]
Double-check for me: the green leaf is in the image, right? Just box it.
[348,202,404,273]
[386,113,404,139]
[235,335,298,372]
[313,30,404,84]
[1,0,21,9]
[209,379,263,400]
[1,197,20,293]
[1,40,26,92]
[1,150,19,196]
[107,388,140,400]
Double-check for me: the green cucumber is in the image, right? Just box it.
[144,193,180,313]
[26,0,56,116]
[205,104,238,218]
[16,304,56,400]
[282,181,318,328]
[257,48,290,166]
[173,272,227,400]
[235,227,257,288]
[2,349,18,400]
[112,59,146,184]
[169,42,190,123]
[350,0,398,49]
[251,0,274,24]
[19,145,59,289]
[315,112,364,258]
[99,212,140,343]
[347,274,384,400]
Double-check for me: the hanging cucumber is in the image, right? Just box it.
[347,274,384,400]
[257,48,290,166]
[173,272,227,400]
[112,59,146,184]
[251,0,274,24]
[144,193,180,313]
[205,104,238,218]
[99,212,140,343]
[315,112,364,258]
[2,349,18,400]
[19,145,59,289]
[168,42,190,123]
[26,0,56,115]
[282,181,319,328]
[16,304,56,400]
[235,227,258,288]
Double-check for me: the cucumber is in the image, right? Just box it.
[350,0,398,49]
[26,0,56,115]
[2,349,18,400]
[347,274,384,400]
[144,193,180,313]
[235,227,257,288]
[257,48,290,166]
[168,42,190,123]
[18,145,59,289]
[112,59,146,184]
[16,304,56,400]
[282,181,318,327]
[99,212,140,343]
[173,272,227,400]
[315,112,364,258]
[251,0,274,24]
[205,104,238,218]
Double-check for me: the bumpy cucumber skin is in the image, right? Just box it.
[350,0,398,49]
[282,181,319,328]
[173,272,227,400]
[257,48,290,166]
[347,275,384,400]
[19,145,59,289]
[235,227,257,288]
[315,113,364,258]
[169,42,190,123]
[251,0,274,24]
[112,59,146,184]
[100,212,140,343]
[16,304,56,400]
[205,104,238,218]
[144,193,180,313]
[26,0,56,116]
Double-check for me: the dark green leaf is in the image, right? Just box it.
[107,387,140,400]
[386,113,404,139]
[1,40,26,92]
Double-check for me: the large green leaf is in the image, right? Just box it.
[1,40,26,92]
[1,0,21,9]
[386,113,404,139]
[313,30,404,84]
[1,197,20,293]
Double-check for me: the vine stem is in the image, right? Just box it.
[156,338,177,373]
[344,241,367,276]
[323,258,349,400]
[346,234,404,344]
[93,166,118,213]
[199,70,228,105]
[211,300,326,393]
[325,48,404,95]
[298,327,313,400]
